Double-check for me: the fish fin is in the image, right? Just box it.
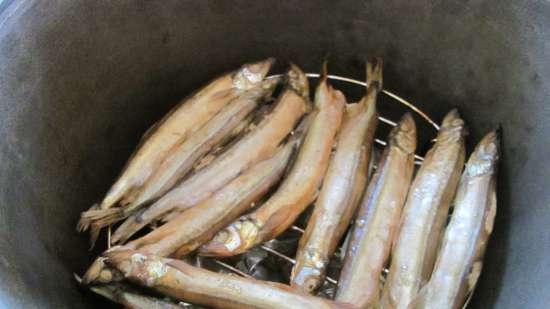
[198,241,239,257]
[81,257,108,285]
[78,207,129,248]
[366,57,383,92]
[344,102,364,117]
[89,284,121,303]
[78,207,123,231]
[73,273,83,284]
[111,214,147,245]
[89,223,101,249]
[76,203,100,232]
[467,261,483,293]
[139,119,161,143]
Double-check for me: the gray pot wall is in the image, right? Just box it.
[1,1,549,308]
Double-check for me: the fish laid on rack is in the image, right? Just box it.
[88,77,280,235]
[90,283,185,309]
[124,132,303,258]
[199,65,345,257]
[335,113,417,309]
[127,77,280,208]
[409,130,499,309]
[111,65,310,244]
[77,59,274,240]
[80,140,298,286]
[291,59,382,293]
[378,109,466,309]
[104,250,358,309]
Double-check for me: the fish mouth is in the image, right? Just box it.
[467,130,500,177]
[199,218,261,257]
[292,250,327,292]
[292,265,324,293]
[233,58,275,90]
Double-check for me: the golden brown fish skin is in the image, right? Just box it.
[121,77,281,214]
[104,250,358,309]
[77,59,274,235]
[111,66,310,244]
[199,68,346,257]
[90,283,184,309]
[409,130,499,309]
[379,109,466,309]
[125,139,298,258]
[291,60,382,293]
[335,113,417,309]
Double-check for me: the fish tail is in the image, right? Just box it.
[78,207,128,248]
[320,60,329,84]
[76,203,100,232]
[366,57,383,92]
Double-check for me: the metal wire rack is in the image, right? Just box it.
[214,72,438,285]
[105,73,477,308]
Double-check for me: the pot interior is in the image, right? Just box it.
[0,1,549,308]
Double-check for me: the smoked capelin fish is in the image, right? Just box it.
[81,138,300,285]
[78,59,275,242]
[335,113,417,309]
[87,77,280,235]
[291,59,382,293]
[104,250,358,309]
[199,65,345,257]
[409,130,499,309]
[378,109,466,309]
[110,65,310,244]
[126,136,300,257]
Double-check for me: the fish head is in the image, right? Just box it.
[466,130,500,177]
[199,217,261,257]
[389,112,417,154]
[287,63,310,100]
[105,250,168,287]
[233,58,275,90]
[437,109,467,144]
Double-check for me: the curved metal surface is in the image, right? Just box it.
[0,1,549,309]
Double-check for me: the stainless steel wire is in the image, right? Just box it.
[304,73,440,131]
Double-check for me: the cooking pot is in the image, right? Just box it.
[0,1,549,308]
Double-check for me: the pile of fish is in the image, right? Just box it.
[77,58,499,309]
